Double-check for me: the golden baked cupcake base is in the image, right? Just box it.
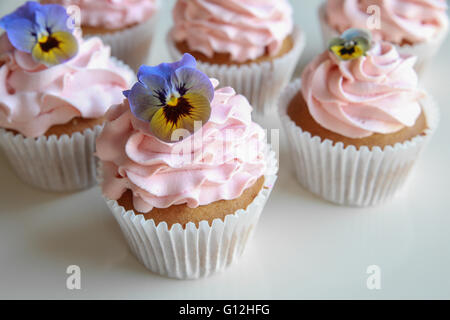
[82,24,137,36]
[6,116,105,139]
[44,116,105,138]
[175,36,294,66]
[287,91,428,150]
[118,176,266,228]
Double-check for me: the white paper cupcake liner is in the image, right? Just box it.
[0,58,134,192]
[0,125,103,192]
[318,3,448,75]
[279,79,439,207]
[103,148,278,280]
[85,12,159,71]
[167,26,305,117]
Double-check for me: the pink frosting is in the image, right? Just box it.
[172,0,293,63]
[326,0,449,44]
[41,0,158,29]
[0,34,133,138]
[301,41,425,139]
[96,82,267,212]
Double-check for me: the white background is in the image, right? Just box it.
[0,0,449,299]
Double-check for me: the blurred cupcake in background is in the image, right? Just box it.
[97,54,278,279]
[167,0,305,117]
[0,1,134,192]
[279,29,439,207]
[319,0,449,74]
[42,0,160,71]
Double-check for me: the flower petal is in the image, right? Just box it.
[172,67,214,101]
[1,17,36,52]
[181,91,212,130]
[31,31,78,66]
[136,71,168,99]
[169,53,197,71]
[149,108,180,143]
[127,82,162,122]
[137,53,196,82]
[341,28,371,45]
[36,3,72,33]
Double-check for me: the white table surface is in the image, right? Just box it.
[0,0,449,299]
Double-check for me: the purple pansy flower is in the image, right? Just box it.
[124,54,214,143]
[0,1,78,66]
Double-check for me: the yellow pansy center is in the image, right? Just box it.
[37,34,61,52]
[31,31,78,66]
[330,41,364,60]
[167,94,179,107]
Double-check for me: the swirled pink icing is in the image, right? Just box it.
[301,41,425,139]
[172,0,293,63]
[96,82,267,212]
[0,34,133,138]
[326,0,449,44]
[41,0,158,29]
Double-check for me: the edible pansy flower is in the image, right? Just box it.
[329,28,372,61]
[0,1,78,66]
[124,54,214,143]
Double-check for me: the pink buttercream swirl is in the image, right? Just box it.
[97,82,267,212]
[326,0,449,44]
[41,0,158,29]
[172,0,293,63]
[301,41,425,139]
[0,34,133,138]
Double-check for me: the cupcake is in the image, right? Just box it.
[319,0,449,74]
[41,0,160,71]
[97,54,278,279]
[167,0,305,117]
[0,1,133,192]
[279,29,439,207]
